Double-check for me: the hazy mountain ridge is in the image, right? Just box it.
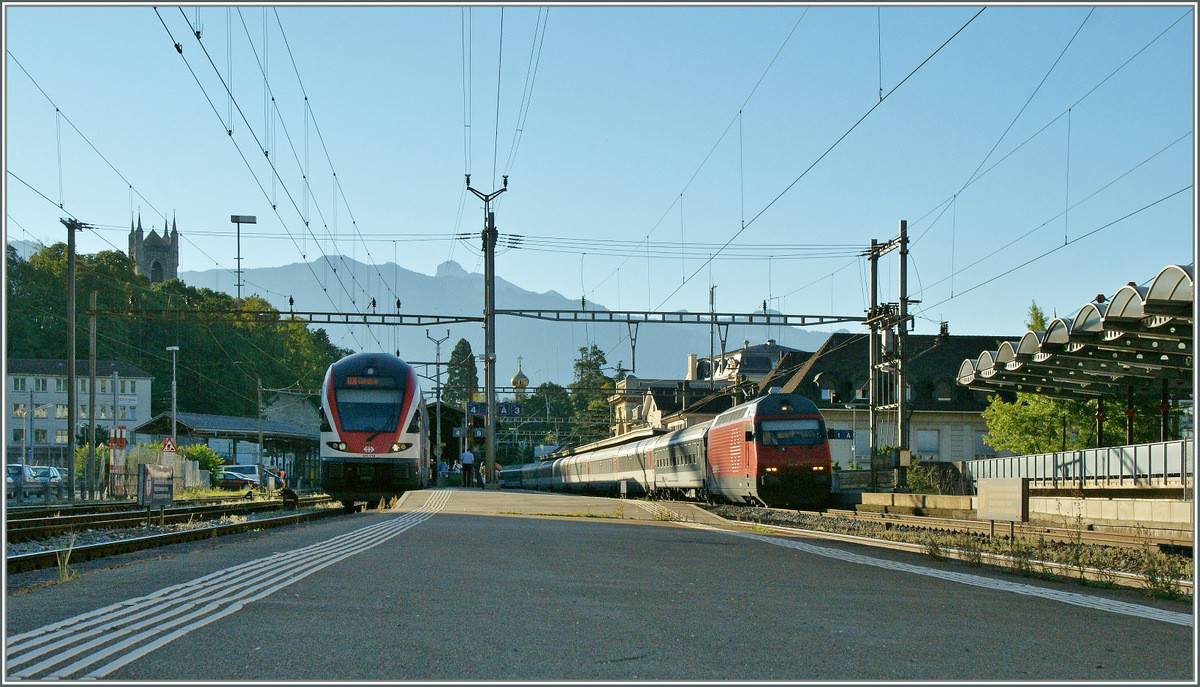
[173,256,837,387]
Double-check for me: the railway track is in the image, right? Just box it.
[6,494,333,543]
[6,493,340,575]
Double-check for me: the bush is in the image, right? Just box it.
[180,444,225,486]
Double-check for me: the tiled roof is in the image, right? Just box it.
[780,332,1019,411]
[7,358,153,379]
[131,411,317,440]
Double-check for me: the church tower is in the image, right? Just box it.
[128,213,179,283]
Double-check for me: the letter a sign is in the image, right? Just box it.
[161,437,177,453]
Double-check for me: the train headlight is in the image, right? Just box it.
[326,441,347,451]
[389,442,413,453]
[812,465,825,471]
[765,467,778,472]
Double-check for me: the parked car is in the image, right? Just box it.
[7,464,63,499]
[27,466,66,498]
[216,470,259,491]
[221,464,282,489]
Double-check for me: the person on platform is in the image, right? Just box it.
[460,447,476,488]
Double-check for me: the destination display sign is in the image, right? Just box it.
[345,376,395,387]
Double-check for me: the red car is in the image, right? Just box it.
[216,470,258,491]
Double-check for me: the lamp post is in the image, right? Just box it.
[19,400,54,504]
[230,215,256,310]
[427,329,450,482]
[166,346,179,448]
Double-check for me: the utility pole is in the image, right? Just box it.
[709,285,716,382]
[257,378,266,495]
[427,329,450,479]
[864,220,913,491]
[466,174,507,484]
[62,218,83,503]
[88,291,97,500]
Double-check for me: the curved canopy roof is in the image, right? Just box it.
[957,264,1193,402]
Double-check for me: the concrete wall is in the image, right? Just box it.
[854,492,1193,536]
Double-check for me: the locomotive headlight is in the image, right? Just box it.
[765,467,778,472]
[326,441,347,451]
[812,465,825,471]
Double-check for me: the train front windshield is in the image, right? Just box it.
[759,418,824,446]
[335,387,404,433]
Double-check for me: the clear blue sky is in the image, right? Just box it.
[5,3,1196,347]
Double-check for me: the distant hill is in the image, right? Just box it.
[177,256,839,387]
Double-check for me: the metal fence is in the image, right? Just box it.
[962,440,1193,490]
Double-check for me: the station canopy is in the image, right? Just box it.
[957,264,1193,403]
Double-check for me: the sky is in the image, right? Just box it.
[4,3,1196,359]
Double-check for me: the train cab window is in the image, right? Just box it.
[759,418,824,446]
[406,412,422,433]
[334,388,405,432]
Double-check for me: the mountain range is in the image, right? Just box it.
[9,235,840,387]
[180,256,842,388]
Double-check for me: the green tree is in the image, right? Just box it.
[524,381,574,445]
[569,344,614,443]
[982,301,1165,454]
[444,338,478,407]
[180,443,225,486]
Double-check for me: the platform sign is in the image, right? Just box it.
[466,402,487,416]
[829,429,854,440]
[138,463,173,507]
[976,478,1028,522]
[473,428,485,438]
[497,403,523,417]
[452,427,465,438]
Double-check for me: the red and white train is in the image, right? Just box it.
[319,352,430,508]
[499,392,832,508]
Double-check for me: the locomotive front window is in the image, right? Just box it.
[759,418,823,446]
[335,388,405,433]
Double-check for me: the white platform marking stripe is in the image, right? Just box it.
[6,493,450,680]
[686,523,1193,627]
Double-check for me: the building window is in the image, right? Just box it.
[33,405,48,418]
[130,380,137,393]
[13,427,24,443]
[55,378,67,392]
[56,404,69,418]
[119,379,127,393]
[80,379,87,393]
[13,377,26,391]
[127,406,136,421]
[820,388,833,401]
[99,405,110,419]
[974,432,996,459]
[54,429,68,444]
[81,404,89,419]
[118,406,128,420]
[13,403,26,418]
[855,383,869,401]
[934,381,954,403]
[34,429,48,443]
[916,429,940,458]
[99,379,108,394]
[34,378,48,392]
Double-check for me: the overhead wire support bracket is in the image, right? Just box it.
[495,309,866,327]
[84,308,483,327]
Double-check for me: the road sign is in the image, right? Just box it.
[161,437,177,453]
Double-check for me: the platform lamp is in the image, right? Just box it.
[166,346,179,448]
